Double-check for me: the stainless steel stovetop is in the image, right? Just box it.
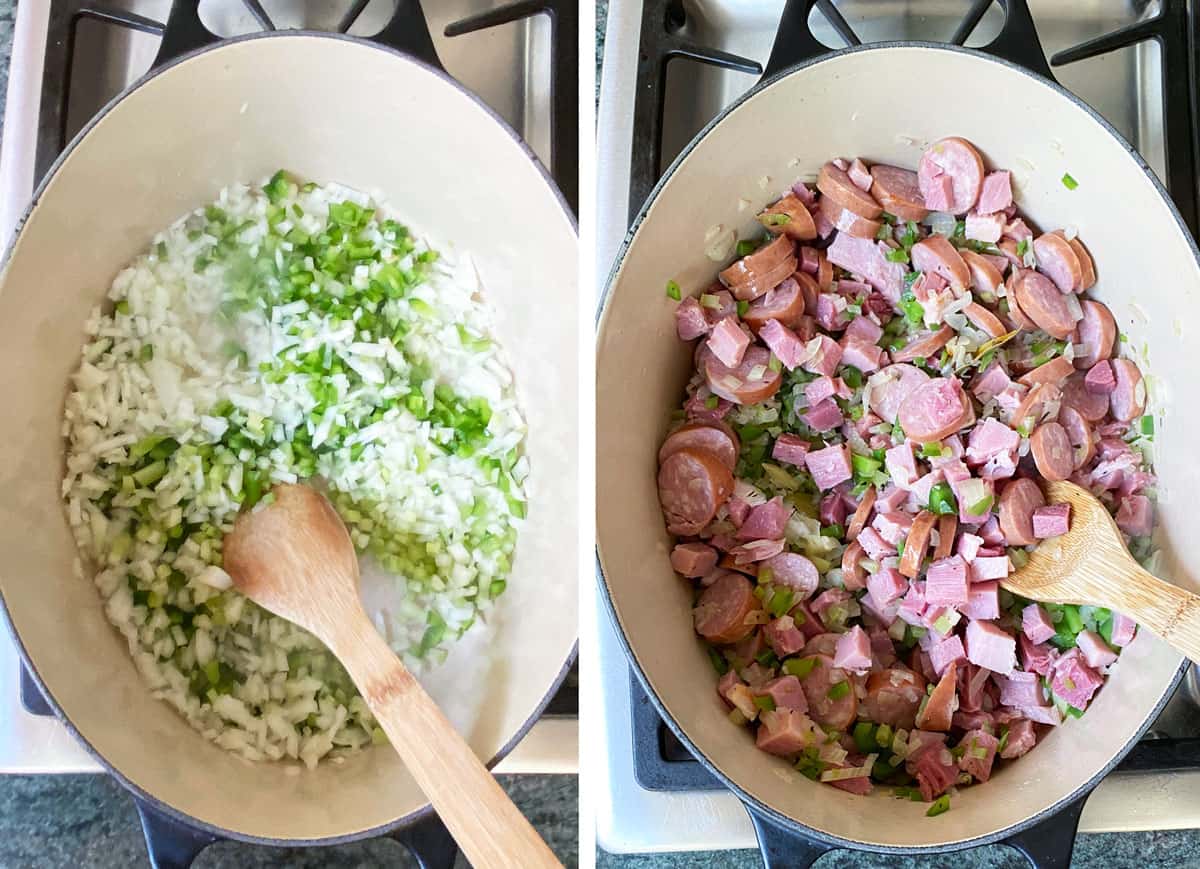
[596,0,1200,854]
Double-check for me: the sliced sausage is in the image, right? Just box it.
[743,277,806,333]
[964,302,1007,339]
[657,448,735,536]
[1072,299,1116,369]
[704,345,784,405]
[1003,273,1037,331]
[899,510,937,578]
[720,235,798,301]
[817,161,884,219]
[1058,405,1096,469]
[1029,422,1074,482]
[911,236,970,290]
[799,654,860,731]
[1067,237,1096,290]
[961,249,1004,297]
[1033,232,1082,294]
[891,326,955,364]
[817,194,883,239]
[693,571,761,645]
[869,164,929,222]
[841,541,867,591]
[847,486,878,540]
[1011,270,1078,339]
[918,137,985,215]
[817,251,834,292]
[794,270,821,312]
[1010,382,1060,432]
[1060,372,1109,422]
[759,193,818,241]
[659,421,740,470]
[915,662,958,732]
[934,514,958,560]
[998,477,1045,546]
[763,552,819,598]
[864,668,927,729]
[1017,356,1074,388]
[1109,358,1146,422]
[803,633,841,659]
[867,363,931,423]
[898,377,976,443]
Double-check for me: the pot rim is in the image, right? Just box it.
[596,39,1192,852]
[0,27,578,846]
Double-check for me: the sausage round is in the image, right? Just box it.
[1033,232,1083,293]
[657,448,735,536]
[693,571,761,645]
[918,137,985,215]
[864,668,927,730]
[1057,405,1096,469]
[1072,299,1117,369]
[1061,372,1109,422]
[743,276,806,333]
[763,552,819,598]
[869,164,929,222]
[1017,356,1074,388]
[1009,382,1059,432]
[658,421,740,470]
[1067,237,1096,290]
[998,477,1045,546]
[892,325,955,364]
[911,236,970,289]
[841,540,867,591]
[704,345,784,405]
[1109,358,1147,422]
[1029,422,1074,482]
[899,510,937,578]
[803,633,841,659]
[963,302,1008,339]
[794,270,821,312]
[867,364,931,424]
[799,654,860,730]
[816,251,834,291]
[961,249,1004,297]
[898,377,976,443]
[760,193,818,241]
[817,161,884,219]
[934,514,958,560]
[1011,270,1078,339]
[720,234,798,301]
[915,662,957,732]
[1003,273,1037,331]
[817,194,883,239]
[847,487,878,541]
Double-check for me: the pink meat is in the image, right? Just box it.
[873,511,913,547]
[848,158,873,191]
[898,377,974,444]
[802,334,843,377]
[772,434,811,466]
[844,315,884,345]
[1111,612,1137,647]
[736,497,792,541]
[840,337,884,373]
[706,317,750,367]
[803,398,844,432]
[965,418,1020,465]
[1022,604,1057,645]
[969,556,1011,582]
[924,556,969,607]
[815,293,851,332]
[825,232,908,302]
[976,171,1013,215]
[1032,504,1071,539]
[868,364,932,425]
[957,533,984,562]
[806,443,853,490]
[1000,718,1037,759]
[971,361,1014,402]
[885,442,920,490]
[806,375,838,406]
[1019,633,1058,677]
[670,542,719,577]
[1116,494,1153,537]
[730,538,786,563]
[961,581,1000,620]
[756,708,818,755]
[759,318,808,371]
[820,492,847,527]
[675,297,710,340]
[858,527,896,561]
[754,675,809,712]
[958,728,1000,782]
[997,670,1045,708]
[764,615,807,657]
[685,388,732,423]
[1051,650,1103,709]
[867,567,908,608]
[764,552,820,597]
[1085,360,1116,394]
[833,625,873,672]
[928,634,966,676]
[922,173,954,212]
[913,743,959,801]
[1076,629,1118,669]
[799,245,819,274]
[965,619,1016,675]
[1003,218,1034,243]
[965,213,1004,243]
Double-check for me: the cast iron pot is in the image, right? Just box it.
[597,2,1192,866]
[0,3,577,867]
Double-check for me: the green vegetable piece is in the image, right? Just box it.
[827,680,850,700]
[753,695,777,712]
[783,657,818,679]
[708,648,730,675]
[853,721,876,754]
[926,482,958,516]
[926,795,951,817]
[1061,173,1079,190]
[736,239,761,257]
[666,280,682,301]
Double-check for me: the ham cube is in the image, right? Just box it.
[867,567,907,608]
[844,315,883,345]
[825,233,908,302]
[736,497,791,541]
[961,581,1000,620]
[816,293,851,332]
[706,317,750,368]
[717,669,743,707]
[957,533,984,562]
[840,337,884,373]
[970,555,1011,582]
[965,418,1019,465]
[1116,494,1153,538]
[819,492,847,527]
[1000,718,1036,759]
[1003,218,1034,243]
[1085,360,1116,394]
[858,526,896,561]
[1076,629,1118,669]
[756,708,819,756]
[885,443,919,490]
[759,319,808,370]
[833,625,873,672]
[1022,604,1057,645]
[806,443,853,490]
[872,511,913,547]
[1019,633,1058,677]
[803,398,844,432]
[1110,612,1137,647]
[876,484,909,513]
[977,171,1013,215]
[1032,504,1071,539]
[727,496,751,527]
[928,634,966,676]
[675,297,710,340]
[913,741,958,801]
[997,670,1046,708]
[801,334,843,376]
[1020,704,1063,726]
[670,542,718,577]
[805,376,837,406]
[957,728,1000,782]
[924,172,955,213]
[1051,651,1103,709]
[897,581,928,626]
[773,434,812,466]
[971,361,1013,402]
[965,619,1016,675]
[764,615,806,657]
[753,675,808,712]
[925,556,969,607]
[799,245,820,275]
[965,213,1004,243]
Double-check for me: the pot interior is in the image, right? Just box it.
[0,34,576,841]
[597,44,1191,849]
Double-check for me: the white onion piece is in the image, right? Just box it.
[705,224,737,262]
[926,212,957,236]
[820,754,878,782]
[734,479,769,506]
[1062,292,1083,323]
[818,742,848,764]
[1064,225,1078,241]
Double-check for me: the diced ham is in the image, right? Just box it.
[706,317,751,367]
[727,497,751,527]
[815,293,851,332]
[676,297,710,340]
[825,232,908,302]
[1032,504,1071,538]
[962,581,1000,620]
[965,213,1004,243]
[858,526,896,561]
[957,533,984,562]
[833,625,873,672]
[997,670,1045,708]
[1022,605,1057,645]
[799,245,819,274]
[1019,633,1058,677]
[801,334,843,377]
[976,171,1013,215]
[844,315,884,345]
[803,398,844,432]
[912,741,958,801]
[969,556,1011,582]
[759,319,808,370]
[965,418,1019,465]
[806,443,854,490]
[717,669,743,707]
[1116,494,1153,538]
[806,376,838,406]
[897,581,927,626]
[872,511,914,547]
[764,615,807,657]
[924,556,969,607]
[928,634,966,676]
[753,675,809,712]
[867,567,908,609]
[670,543,719,577]
[756,708,819,755]
[736,497,792,541]
[1019,704,1063,726]
[1076,629,1118,669]
[811,588,852,620]
[820,492,847,527]
[1110,612,1137,647]
[730,538,786,563]
[840,337,884,373]
[772,434,811,466]
[957,728,1000,782]
[1051,650,1103,709]
[971,361,1013,403]
[876,484,909,513]
[1000,718,1037,759]
[1003,218,1034,243]
[965,619,1016,675]
[685,388,732,423]
[848,157,873,191]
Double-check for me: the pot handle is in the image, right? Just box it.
[763,0,1056,84]
[134,799,221,869]
[390,812,461,869]
[748,805,832,869]
[1003,791,1089,869]
[151,1,443,72]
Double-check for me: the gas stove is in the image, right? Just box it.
[596,0,1200,854]
[0,0,577,779]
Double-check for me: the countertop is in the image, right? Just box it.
[0,2,576,866]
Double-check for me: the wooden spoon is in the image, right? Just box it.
[1002,480,1200,663]
[223,483,561,868]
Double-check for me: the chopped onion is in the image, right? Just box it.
[820,754,878,782]
[744,610,770,626]
[1064,225,1078,241]
[818,742,848,765]
[734,479,769,506]
[892,729,911,758]
[748,364,767,381]
[926,212,957,237]
[1062,292,1083,323]
[705,224,737,262]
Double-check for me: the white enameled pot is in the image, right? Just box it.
[597,42,1193,860]
[0,30,577,851]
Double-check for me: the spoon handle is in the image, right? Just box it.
[336,615,562,868]
[1106,559,1200,665]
